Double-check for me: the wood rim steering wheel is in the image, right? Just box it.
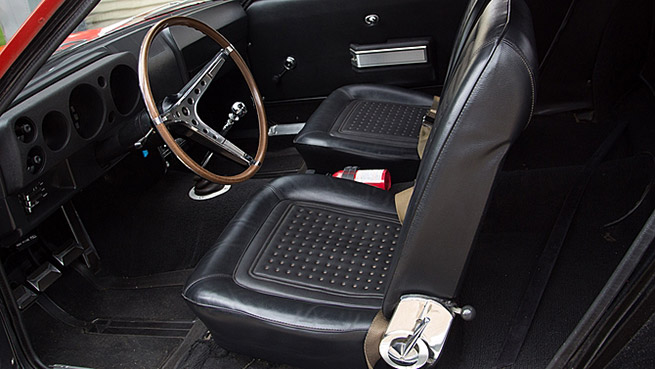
[138,16,267,184]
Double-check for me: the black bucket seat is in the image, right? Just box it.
[293,0,491,181]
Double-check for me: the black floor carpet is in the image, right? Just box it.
[24,269,195,369]
[174,338,296,369]
[607,310,655,369]
[504,112,614,171]
[25,307,183,369]
[76,170,271,277]
[513,154,655,368]
[440,153,655,369]
[45,269,193,321]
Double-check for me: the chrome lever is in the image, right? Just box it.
[222,101,247,134]
[272,56,297,84]
[386,316,430,367]
[380,295,463,369]
[134,128,155,149]
[387,301,432,367]
[401,315,431,358]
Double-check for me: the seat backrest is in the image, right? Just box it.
[383,0,537,314]
[444,0,491,83]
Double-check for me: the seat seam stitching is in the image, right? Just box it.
[263,183,284,200]
[398,22,510,275]
[502,39,536,128]
[183,273,234,293]
[182,294,373,333]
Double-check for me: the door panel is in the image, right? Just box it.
[246,0,467,102]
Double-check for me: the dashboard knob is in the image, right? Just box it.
[19,124,33,134]
[15,119,36,143]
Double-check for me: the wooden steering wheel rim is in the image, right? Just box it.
[138,16,267,184]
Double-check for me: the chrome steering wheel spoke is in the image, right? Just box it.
[175,116,256,167]
[158,47,230,123]
[176,47,231,105]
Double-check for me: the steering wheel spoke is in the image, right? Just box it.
[174,47,230,106]
[217,137,259,167]
[158,47,229,125]
[175,116,256,167]
[138,16,267,184]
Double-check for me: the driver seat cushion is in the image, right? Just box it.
[294,84,433,182]
[182,174,401,368]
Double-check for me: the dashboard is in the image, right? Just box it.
[0,0,248,245]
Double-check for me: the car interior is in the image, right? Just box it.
[0,0,654,368]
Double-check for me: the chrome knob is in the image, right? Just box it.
[20,123,32,133]
[231,101,247,118]
[223,101,247,133]
[283,56,297,71]
[365,14,379,26]
[273,56,297,83]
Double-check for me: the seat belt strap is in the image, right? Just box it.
[493,118,629,368]
[418,96,440,159]
[364,310,390,369]
[394,186,414,224]
[423,95,441,126]
[394,96,440,223]
[417,128,430,160]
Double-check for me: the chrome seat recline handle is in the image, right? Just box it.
[380,295,475,369]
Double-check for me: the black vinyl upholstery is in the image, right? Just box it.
[184,0,537,367]
[294,85,433,181]
[382,0,537,311]
[294,0,490,181]
[183,175,399,368]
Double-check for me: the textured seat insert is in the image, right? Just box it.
[242,202,401,297]
[332,100,426,144]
